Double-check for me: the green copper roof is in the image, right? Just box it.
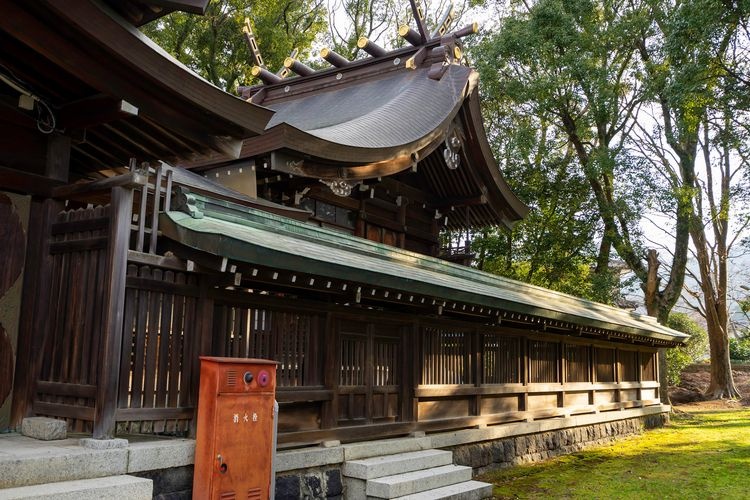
[159,197,688,344]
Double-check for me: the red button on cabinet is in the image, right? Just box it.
[193,357,278,499]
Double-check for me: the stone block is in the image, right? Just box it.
[302,473,323,498]
[275,475,300,500]
[325,469,342,497]
[275,445,343,473]
[127,440,194,473]
[342,436,432,461]
[79,438,128,450]
[0,474,151,499]
[21,417,66,441]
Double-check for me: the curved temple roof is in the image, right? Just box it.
[262,64,474,154]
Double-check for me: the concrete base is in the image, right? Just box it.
[20,418,66,441]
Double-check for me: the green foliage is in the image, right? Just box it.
[664,312,708,384]
[729,334,750,361]
[478,409,750,499]
[141,0,327,91]
[468,0,656,306]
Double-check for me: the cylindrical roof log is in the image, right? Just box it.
[454,22,479,39]
[398,25,422,46]
[357,37,387,57]
[284,57,315,76]
[320,47,350,68]
[251,65,282,85]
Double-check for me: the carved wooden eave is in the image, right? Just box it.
[0,0,273,176]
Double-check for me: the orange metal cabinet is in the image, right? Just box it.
[193,357,278,500]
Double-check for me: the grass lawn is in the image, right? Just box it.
[477,408,750,499]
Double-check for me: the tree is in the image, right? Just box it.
[468,90,616,302]
[142,0,327,92]
[633,0,750,398]
[473,0,689,320]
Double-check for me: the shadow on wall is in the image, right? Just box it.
[0,192,29,431]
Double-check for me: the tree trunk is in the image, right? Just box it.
[704,320,741,399]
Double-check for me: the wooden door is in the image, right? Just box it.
[337,320,401,425]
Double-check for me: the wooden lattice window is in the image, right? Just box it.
[619,350,639,382]
[340,335,366,386]
[483,334,520,384]
[641,351,657,381]
[594,347,615,382]
[421,327,471,385]
[213,306,320,386]
[528,340,559,383]
[565,344,590,383]
[374,336,399,386]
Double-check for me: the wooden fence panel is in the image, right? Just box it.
[34,206,109,432]
[483,334,520,384]
[421,327,472,385]
[116,264,198,434]
[212,305,322,387]
[528,340,559,383]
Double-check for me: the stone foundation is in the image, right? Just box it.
[449,413,669,475]
[275,467,343,500]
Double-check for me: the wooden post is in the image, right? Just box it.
[10,198,62,428]
[321,313,337,429]
[93,186,133,439]
[189,275,215,437]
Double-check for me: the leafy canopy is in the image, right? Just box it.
[142,0,327,92]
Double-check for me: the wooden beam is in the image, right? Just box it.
[58,95,138,130]
[51,171,147,200]
[0,166,62,196]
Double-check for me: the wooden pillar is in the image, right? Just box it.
[10,198,62,428]
[472,330,481,416]
[93,186,133,439]
[189,276,215,437]
[321,313,337,429]
[657,348,668,404]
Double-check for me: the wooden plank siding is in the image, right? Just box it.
[26,190,662,442]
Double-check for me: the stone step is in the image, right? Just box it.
[0,475,152,500]
[343,449,454,480]
[366,464,473,499]
[0,435,128,489]
[342,435,432,461]
[391,480,493,500]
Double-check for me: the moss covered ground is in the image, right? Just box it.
[478,408,750,499]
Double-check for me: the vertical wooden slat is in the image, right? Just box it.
[143,270,162,409]
[155,271,175,409]
[167,275,185,410]
[94,186,133,439]
[117,265,139,409]
[131,266,151,409]
[148,166,163,254]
